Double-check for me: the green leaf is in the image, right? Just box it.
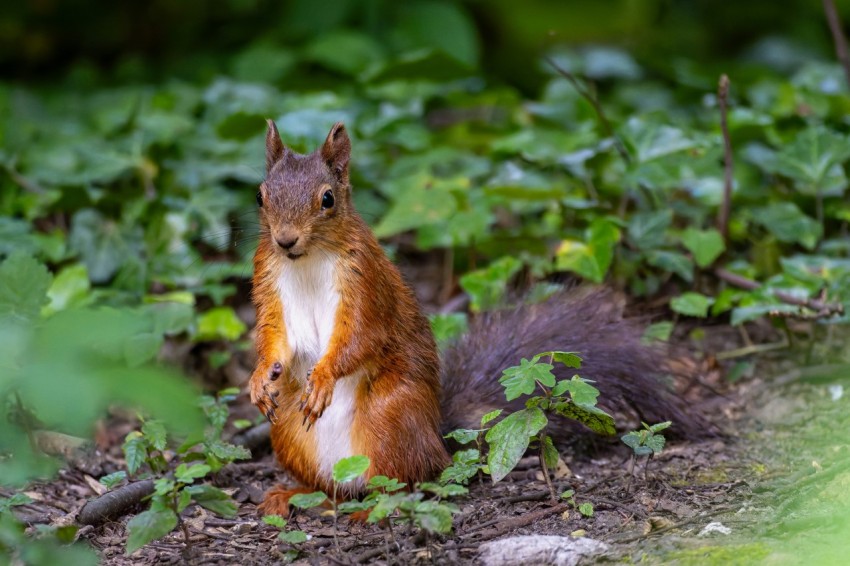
[429,313,468,348]
[262,515,287,528]
[499,358,556,401]
[126,508,178,554]
[175,463,211,483]
[366,476,406,492]
[0,252,52,324]
[194,307,247,342]
[43,263,90,316]
[627,210,673,250]
[645,435,666,454]
[413,500,456,534]
[647,250,694,283]
[69,209,140,284]
[332,455,370,484]
[141,420,168,452]
[444,429,479,445]
[420,482,469,498]
[555,218,621,283]
[542,436,560,469]
[558,376,601,406]
[279,530,308,544]
[621,431,642,451]
[459,256,523,312]
[578,502,594,517]
[368,493,407,522]
[751,203,822,250]
[647,421,672,433]
[185,484,238,517]
[560,489,575,500]
[122,431,148,475]
[642,322,674,344]
[0,493,33,513]
[681,228,725,268]
[670,292,714,317]
[552,402,616,435]
[99,471,127,490]
[288,492,328,509]
[481,410,503,426]
[304,30,385,76]
[485,408,548,482]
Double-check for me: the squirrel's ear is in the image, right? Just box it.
[265,119,286,172]
[321,122,351,184]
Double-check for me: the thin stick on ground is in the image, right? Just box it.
[544,56,631,164]
[823,0,850,88]
[714,267,844,319]
[716,74,734,244]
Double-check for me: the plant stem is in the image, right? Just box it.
[332,483,340,552]
[824,0,850,88]
[716,74,734,246]
[538,432,557,503]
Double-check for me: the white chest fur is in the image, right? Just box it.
[276,251,361,483]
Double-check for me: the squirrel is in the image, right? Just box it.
[248,121,709,516]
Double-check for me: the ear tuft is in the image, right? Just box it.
[321,122,351,183]
[265,119,286,173]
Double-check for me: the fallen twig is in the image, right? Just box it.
[77,479,154,526]
[714,267,844,319]
[461,502,570,540]
[824,0,850,88]
[716,74,734,244]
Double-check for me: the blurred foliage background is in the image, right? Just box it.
[2,0,850,560]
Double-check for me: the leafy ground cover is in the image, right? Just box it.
[3,6,850,562]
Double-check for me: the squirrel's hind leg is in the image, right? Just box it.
[258,486,331,517]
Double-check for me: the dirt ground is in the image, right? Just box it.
[7,257,822,565]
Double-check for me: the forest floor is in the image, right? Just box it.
[7,259,850,564]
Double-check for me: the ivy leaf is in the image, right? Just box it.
[681,228,725,268]
[332,455,370,484]
[0,252,52,324]
[627,210,672,250]
[647,250,694,283]
[499,358,556,401]
[194,307,247,342]
[751,203,822,250]
[288,492,328,509]
[126,508,178,554]
[459,256,523,312]
[670,292,714,317]
[485,408,547,482]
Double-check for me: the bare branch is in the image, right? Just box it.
[544,57,631,164]
[716,75,734,245]
[824,0,850,88]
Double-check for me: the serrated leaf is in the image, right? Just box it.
[185,484,237,517]
[367,476,406,492]
[175,463,211,483]
[420,482,468,498]
[578,502,594,517]
[126,508,178,554]
[288,492,328,509]
[413,500,456,534]
[141,420,168,451]
[500,358,556,401]
[485,408,548,482]
[681,228,725,268]
[99,471,127,490]
[122,431,148,475]
[332,455,370,484]
[0,252,52,323]
[558,376,601,406]
[444,429,479,445]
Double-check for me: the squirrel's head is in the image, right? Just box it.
[257,120,352,261]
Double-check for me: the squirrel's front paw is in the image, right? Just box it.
[299,369,334,430]
[249,362,283,423]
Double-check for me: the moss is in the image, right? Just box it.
[663,543,771,565]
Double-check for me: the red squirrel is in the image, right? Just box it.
[249,121,707,516]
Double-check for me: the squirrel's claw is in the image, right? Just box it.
[249,361,284,424]
[300,372,333,429]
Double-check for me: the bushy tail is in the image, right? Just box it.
[439,287,713,440]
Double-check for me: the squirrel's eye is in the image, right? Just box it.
[256,191,263,207]
[321,189,335,210]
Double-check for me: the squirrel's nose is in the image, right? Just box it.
[277,237,299,250]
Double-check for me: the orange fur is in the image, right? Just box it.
[248,122,450,510]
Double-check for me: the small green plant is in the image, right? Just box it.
[485,351,615,500]
[441,409,502,485]
[622,421,672,484]
[122,389,250,555]
[560,489,594,518]
[262,514,308,562]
